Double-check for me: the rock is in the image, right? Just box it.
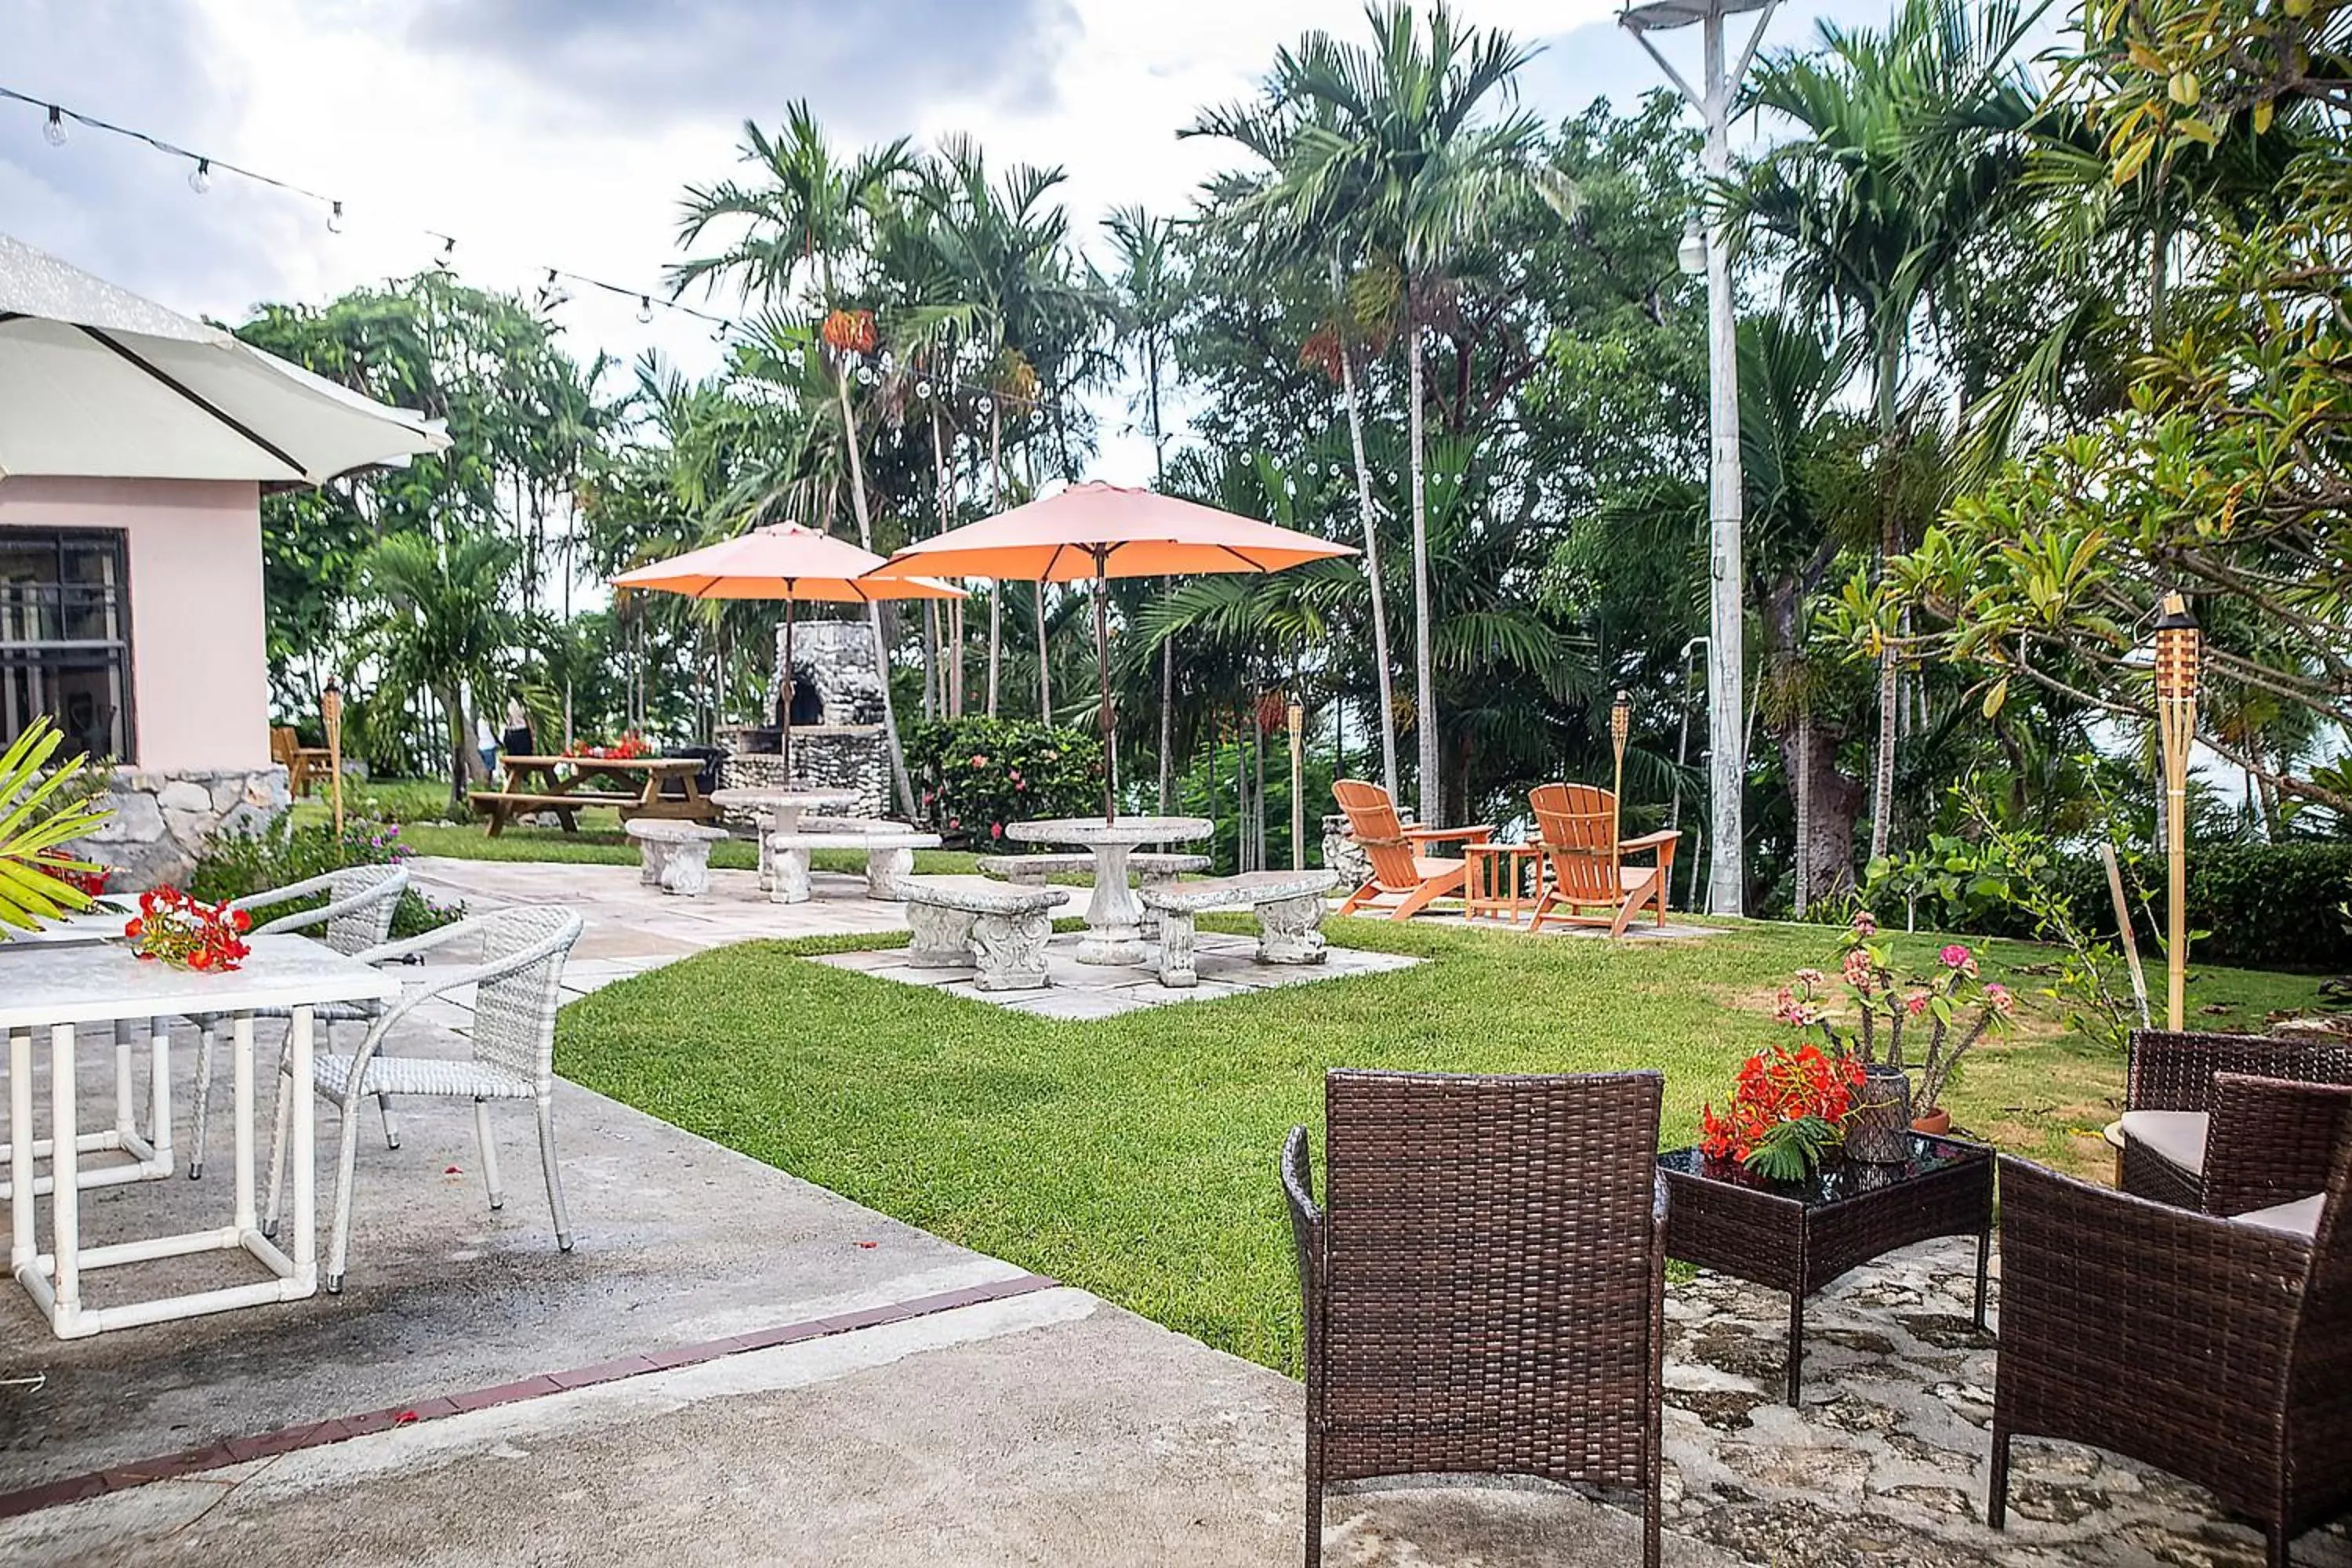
[85,786,162,843]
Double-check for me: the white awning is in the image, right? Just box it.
[0,232,448,486]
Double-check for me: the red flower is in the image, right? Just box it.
[231,908,253,932]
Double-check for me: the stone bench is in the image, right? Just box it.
[1138,869,1341,988]
[623,818,733,898]
[764,827,943,904]
[897,877,1073,993]
[976,851,1211,938]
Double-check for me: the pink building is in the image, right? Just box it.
[1,234,443,884]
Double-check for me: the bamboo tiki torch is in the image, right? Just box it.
[2153,593,2200,1031]
[322,679,345,837]
[1610,691,1632,885]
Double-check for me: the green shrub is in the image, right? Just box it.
[903,717,1103,848]
[2053,841,2352,973]
[190,815,463,939]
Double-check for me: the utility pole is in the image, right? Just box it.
[1622,0,1778,919]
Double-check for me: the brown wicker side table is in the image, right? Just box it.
[1657,1134,1994,1404]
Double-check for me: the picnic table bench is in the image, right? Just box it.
[1138,869,1340,988]
[470,755,715,837]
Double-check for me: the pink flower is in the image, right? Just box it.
[1793,967,1826,989]
[1842,949,1877,993]
[1984,982,2015,1014]
[1853,911,1879,938]
[1938,943,1971,970]
[1905,993,1930,1017]
[969,754,989,768]
[990,822,1003,838]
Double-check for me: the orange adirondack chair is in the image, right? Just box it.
[1527,783,1680,938]
[1331,779,1495,920]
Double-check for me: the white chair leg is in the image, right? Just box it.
[262,1058,295,1240]
[536,1097,572,1252]
[189,1023,218,1179]
[376,1092,401,1150]
[325,1096,364,1294]
[474,1099,505,1211]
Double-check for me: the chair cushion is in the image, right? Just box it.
[2118,1109,2208,1174]
[309,1053,538,1102]
[2230,1192,2324,1240]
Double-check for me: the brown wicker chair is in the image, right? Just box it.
[1280,1069,1668,1568]
[2118,1029,2352,1211]
[1990,1129,2352,1567]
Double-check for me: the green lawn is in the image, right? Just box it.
[552,914,2332,1376]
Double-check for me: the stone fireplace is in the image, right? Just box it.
[716,618,889,815]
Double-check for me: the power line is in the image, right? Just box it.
[0,85,736,333]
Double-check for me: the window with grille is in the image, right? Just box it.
[0,528,134,763]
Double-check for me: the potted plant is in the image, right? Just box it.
[1776,912,2016,1156]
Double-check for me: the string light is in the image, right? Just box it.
[2,85,735,334]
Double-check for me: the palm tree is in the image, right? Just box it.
[671,102,920,813]
[361,528,524,815]
[1203,2,1568,823]
[1728,0,2041,861]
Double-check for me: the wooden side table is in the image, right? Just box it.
[1463,843,1546,924]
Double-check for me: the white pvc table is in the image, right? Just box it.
[0,906,170,1201]
[1004,815,1214,964]
[1,935,402,1339]
[710,787,862,892]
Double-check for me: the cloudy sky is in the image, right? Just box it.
[0,0,1885,481]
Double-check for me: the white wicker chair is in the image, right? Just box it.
[187,865,409,1179]
[263,905,584,1292]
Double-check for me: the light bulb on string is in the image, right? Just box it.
[43,106,67,147]
[326,200,343,234]
[188,158,212,194]
[916,380,932,401]
[636,296,654,325]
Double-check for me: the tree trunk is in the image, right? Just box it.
[1794,706,1813,918]
[1406,296,1439,826]
[833,359,916,817]
[1867,336,1901,864]
[1778,719,1863,904]
[1333,250,1401,804]
[437,687,471,818]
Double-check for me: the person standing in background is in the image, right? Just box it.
[502,688,535,760]
[476,712,498,781]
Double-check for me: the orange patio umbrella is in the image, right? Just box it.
[863,482,1356,820]
[611,521,959,782]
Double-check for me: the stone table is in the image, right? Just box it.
[1004,815,1213,964]
[710,787,862,892]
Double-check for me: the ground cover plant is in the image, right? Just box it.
[555,916,2332,1375]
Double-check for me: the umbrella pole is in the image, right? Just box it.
[782,592,797,786]
[1095,557,1113,823]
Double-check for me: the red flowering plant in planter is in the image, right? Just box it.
[1699,1042,1864,1181]
[563,733,652,760]
[123,887,252,973]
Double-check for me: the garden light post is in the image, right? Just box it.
[321,678,343,836]
[2153,591,2199,1031]
[1289,700,1305,872]
[1623,0,1778,919]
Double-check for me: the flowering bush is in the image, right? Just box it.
[1777,912,2016,1116]
[124,887,252,972]
[563,733,651,760]
[34,850,110,899]
[1700,1043,1865,1181]
[191,818,459,941]
[904,717,1103,847]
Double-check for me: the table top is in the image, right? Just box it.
[1657,1135,1990,1210]
[1006,815,1213,848]
[709,787,862,811]
[0,934,403,1031]
[502,755,705,775]
[1,902,138,946]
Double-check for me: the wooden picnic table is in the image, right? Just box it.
[470,755,716,837]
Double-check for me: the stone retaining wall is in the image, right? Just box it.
[718,734,888,818]
[78,764,290,889]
